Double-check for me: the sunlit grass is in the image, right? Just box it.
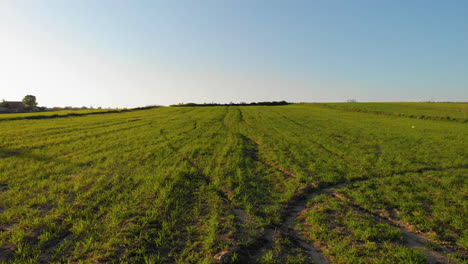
[0,103,466,263]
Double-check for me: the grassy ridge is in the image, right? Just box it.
[0,109,129,120]
[319,102,468,122]
[0,103,466,263]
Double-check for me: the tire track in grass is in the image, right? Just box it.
[327,191,464,264]
[241,110,368,186]
[234,137,466,263]
[248,138,298,179]
[211,131,308,263]
[248,184,330,264]
[0,111,202,263]
[285,167,466,264]
[160,110,251,263]
[231,136,328,264]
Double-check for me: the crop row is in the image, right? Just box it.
[0,104,466,263]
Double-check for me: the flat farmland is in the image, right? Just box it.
[0,109,127,120]
[322,102,468,122]
[0,104,466,264]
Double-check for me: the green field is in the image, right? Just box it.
[322,102,468,122]
[0,103,466,264]
[0,109,126,120]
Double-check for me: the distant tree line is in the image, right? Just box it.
[171,101,290,107]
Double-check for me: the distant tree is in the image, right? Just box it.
[347,99,357,103]
[0,99,8,107]
[22,95,38,108]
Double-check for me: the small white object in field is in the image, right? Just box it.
[411,126,415,128]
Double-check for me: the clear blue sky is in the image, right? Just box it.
[1,0,467,107]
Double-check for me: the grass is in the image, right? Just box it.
[340,169,467,259]
[0,103,466,263]
[319,102,468,122]
[296,193,425,264]
[0,109,126,120]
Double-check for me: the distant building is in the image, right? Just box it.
[0,101,26,113]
